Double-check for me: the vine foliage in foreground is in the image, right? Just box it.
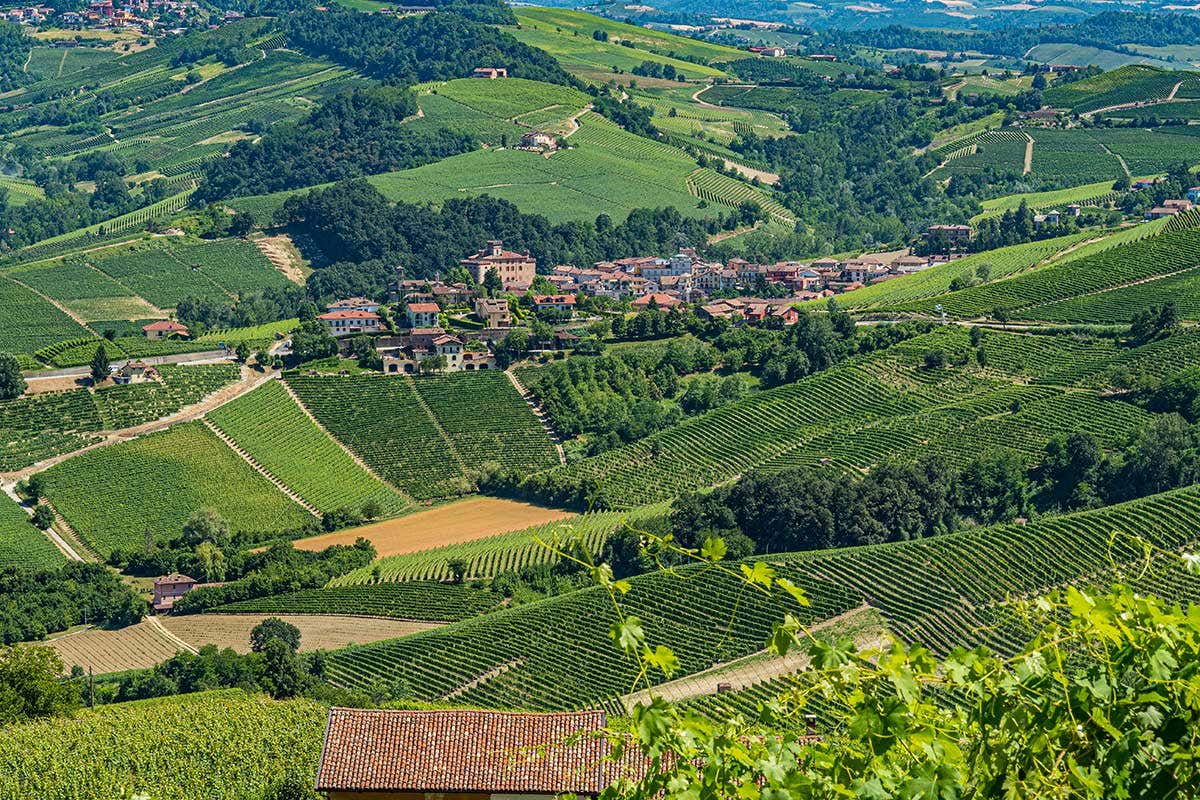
[547,526,1200,799]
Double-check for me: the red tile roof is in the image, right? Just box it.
[153,573,195,586]
[533,294,576,305]
[142,320,188,332]
[316,708,638,794]
[318,310,382,321]
[407,302,441,313]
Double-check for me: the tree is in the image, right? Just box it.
[255,348,273,368]
[261,637,307,699]
[229,211,254,237]
[181,508,231,549]
[89,344,110,384]
[420,355,447,374]
[291,319,338,362]
[250,617,302,654]
[1031,71,1047,89]
[194,541,227,582]
[483,267,504,297]
[235,342,250,362]
[30,504,54,530]
[447,558,468,583]
[0,645,80,724]
[0,353,25,400]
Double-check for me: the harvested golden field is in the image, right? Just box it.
[160,614,439,653]
[289,496,573,557]
[47,620,179,674]
[46,614,438,674]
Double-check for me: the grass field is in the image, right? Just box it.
[40,421,314,557]
[0,492,64,570]
[0,690,325,799]
[288,496,572,558]
[206,381,410,517]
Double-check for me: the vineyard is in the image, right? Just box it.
[686,168,793,224]
[886,223,1200,318]
[0,493,64,570]
[1043,65,1187,113]
[432,77,590,122]
[212,582,505,621]
[319,479,1200,712]
[0,363,239,471]
[286,372,558,500]
[206,381,410,516]
[0,690,325,800]
[0,276,91,356]
[526,328,1158,508]
[330,506,667,585]
[39,421,314,557]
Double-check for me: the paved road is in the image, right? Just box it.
[23,349,232,380]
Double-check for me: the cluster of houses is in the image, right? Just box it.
[3,5,52,23]
[28,0,201,30]
[310,240,948,373]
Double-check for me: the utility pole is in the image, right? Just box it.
[88,666,95,709]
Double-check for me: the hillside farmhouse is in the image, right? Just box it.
[112,360,159,385]
[462,241,537,292]
[472,67,507,79]
[142,320,189,339]
[152,573,197,613]
[520,130,558,150]
[329,297,380,313]
[315,708,644,799]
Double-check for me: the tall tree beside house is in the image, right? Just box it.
[0,352,25,400]
[291,320,338,363]
[483,267,504,297]
[89,345,110,385]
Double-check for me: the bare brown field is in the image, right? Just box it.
[288,496,573,557]
[160,614,439,653]
[47,621,179,674]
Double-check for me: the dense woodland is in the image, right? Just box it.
[280,180,763,300]
[0,21,30,93]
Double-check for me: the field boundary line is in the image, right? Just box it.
[146,615,200,655]
[439,658,526,701]
[4,273,95,333]
[1014,265,1199,317]
[403,376,470,475]
[201,416,322,518]
[1022,133,1033,176]
[43,499,97,562]
[279,378,415,503]
[505,369,566,465]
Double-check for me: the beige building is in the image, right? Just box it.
[461,241,537,292]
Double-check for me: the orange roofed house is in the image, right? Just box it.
[142,320,189,339]
[462,241,537,292]
[319,309,384,337]
[315,708,646,799]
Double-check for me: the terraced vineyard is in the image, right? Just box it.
[0,690,325,800]
[212,581,504,621]
[287,373,557,500]
[1044,65,1186,113]
[0,493,64,570]
[40,421,314,557]
[206,381,410,516]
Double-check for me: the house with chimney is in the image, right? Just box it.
[152,573,197,613]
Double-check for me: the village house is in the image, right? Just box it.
[532,294,577,313]
[142,320,189,339]
[112,360,158,385]
[152,573,197,613]
[461,240,537,292]
[472,67,507,79]
[632,292,684,310]
[1163,199,1193,212]
[318,309,384,336]
[315,708,644,799]
[519,130,558,150]
[841,259,890,285]
[405,301,441,328]
[1066,203,1082,217]
[1146,206,1182,220]
[431,282,474,307]
[474,297,512,328]
[927,224,972,247]
[749,44,786,57]
[328,297,380,313]
[433,333,464,368]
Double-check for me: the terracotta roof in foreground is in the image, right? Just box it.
[316,708,639,794]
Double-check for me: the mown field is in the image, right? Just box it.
[40,421,314,557]
[0,690,325,799]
